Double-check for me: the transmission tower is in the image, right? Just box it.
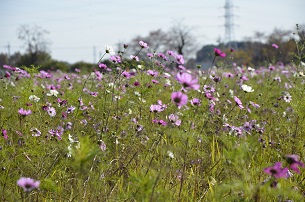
[224,0,236,49]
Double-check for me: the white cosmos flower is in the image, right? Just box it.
[167,151,175,159]
[29,95,40,103]
[105,45,115,55]
[47,89,59,97]
[241,84,254,93]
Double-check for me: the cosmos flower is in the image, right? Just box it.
[105,45,115,54]
[98,140,107,151]
[167,114,181,126]
[110,55,121,63]
[46,89,59,97]
[99,63,107,70]
[263,162,288,179]
[130,55,139,61]
[272,43,279,49]
[29,95,40,103]
[175,54,185,65]
[171,92,188,107]
[47,107,56,117]
[234,96,244,109]
[139,41,149,49]
[282,92,292,103]
[18,108,32,116]
[285,154,304,173]
[30,128,41,137]
[214,48,226,57]
[241,84,254,93]
[176,72,200,90]
[17,177,40,192]
[2,128,8,139]
[190,98,201,106]
[167,151,175,159]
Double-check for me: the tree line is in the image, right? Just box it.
[0,23,304,72]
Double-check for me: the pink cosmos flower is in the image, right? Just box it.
[139,41,149,49]
[110,55,121,63]
[2,128,8,139]
[17,177,40,192]
[168,114,181,126]
[130,55,139,61]
[150,104,164,113]
[47,107,56,117]
[175,54,185,65]
[176,72,200,90]
[171,92,188,107]
[99,63,107,70]
[98,140,106,151]
[285,154,304,173]
[191,98,201,106]
[272,43,279,49]
[147,53,154,58]
[234,96,244,109]
[121,71,131,79]
[147,70,159,77]
[263,162,288,179]
[214,48,226,57]
[18,108,32,116]
[152,119,167,126]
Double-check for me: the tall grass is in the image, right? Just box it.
[1,37,305,202]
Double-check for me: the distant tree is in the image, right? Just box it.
[167,20,198,60]
[125,29,170,60]
[17,24,51,66]
[0,53,8,67]
[126,21,198,63]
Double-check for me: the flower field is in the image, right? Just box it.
[1,40,305,201]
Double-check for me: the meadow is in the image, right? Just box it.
[1,38,305,202]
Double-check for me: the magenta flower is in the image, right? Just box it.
[191,98,201,106]
[18,108,32,116]
[147,70,159,77]
[17,177,40,192]
[90,92,98,97]
[98,63,107,70]
[176,72,200,90]
[152,119,167,126]
[272,43,279,49]
[263,162,288,179]
[121,71,131,79]
[214,48,226,57]
[285,154,304,173]
[233,96,244,109]
[171,92,188,107]
[139,41,149,49]
[5,71,11,78]
[2,128,8,139]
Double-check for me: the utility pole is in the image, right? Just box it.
[224,0,237,49]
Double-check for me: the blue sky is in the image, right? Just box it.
[1,0,304,64]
